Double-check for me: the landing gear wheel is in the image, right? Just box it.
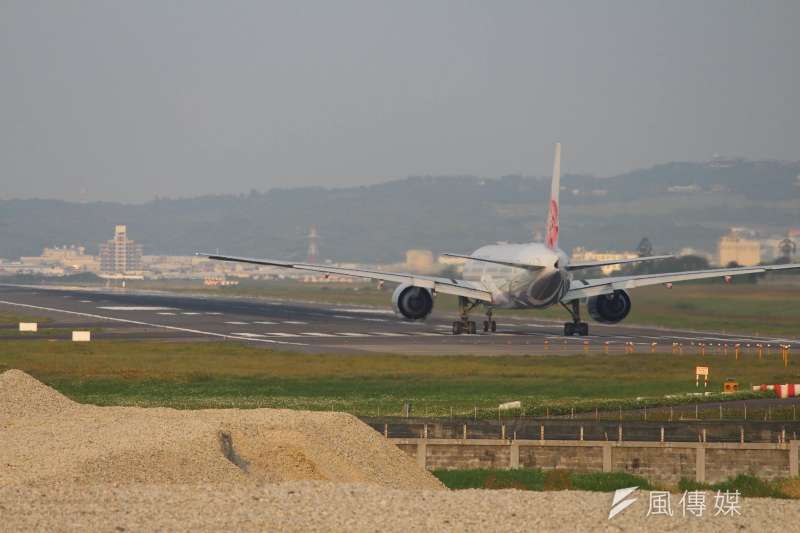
[483,320,490,333]
[562,300,587,337]
[452,321,463,335]
[490,320,497,332]
[467,321,477,335]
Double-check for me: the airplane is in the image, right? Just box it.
[200,144,800,336]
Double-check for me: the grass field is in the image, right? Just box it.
[433,470,800,498]
[126,279,800,337]
[433,469,652,492]
[1,340,797,416]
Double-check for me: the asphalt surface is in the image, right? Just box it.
[0,283,797,355]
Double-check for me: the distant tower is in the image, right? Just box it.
[779,238,796,261]
[307,225,319,263]
[637,237,653,257]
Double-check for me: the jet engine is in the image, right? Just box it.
[587,289,631,324]
[392,283,434,320]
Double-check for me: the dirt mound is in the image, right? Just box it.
[0,370,442,491]
[0,369,77,419]
[2,482,795,532]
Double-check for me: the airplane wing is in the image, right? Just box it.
[566,255,673,271]
[439,253,545,271]
[563,263,800,301]
[199,253,493,302]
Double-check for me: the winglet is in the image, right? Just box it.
[545,143,561,249]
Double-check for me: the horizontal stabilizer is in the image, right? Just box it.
[440,253,545,271]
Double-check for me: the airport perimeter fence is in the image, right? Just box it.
[343,395,800,423]
[362,417,800,444]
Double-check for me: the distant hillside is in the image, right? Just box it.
[1,159,798,262]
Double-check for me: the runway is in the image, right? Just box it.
[0,283,797,355]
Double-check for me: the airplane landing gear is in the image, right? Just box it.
[452,297,484,335]
[561,300,589,336]
[482,308,497,333]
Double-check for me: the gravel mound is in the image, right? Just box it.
[0,368,77,419]
[0,370,441,490]
[2,482,798,532]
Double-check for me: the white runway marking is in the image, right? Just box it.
[333,315,355,319]
[181,312,201,316]
[225,321,248,325]
[263,332,303,337]
[338,332,370,337]
[283,320,308,325]
[363,318,387,322]
[80,300,92,303]
[0,299,307,346]
[415,332,446,336]
[371,332,407,337]
[254,321,278,325]
[333,308,394,315]
[205,312,223,315]
[230,332,266,338]
[300,332,338,337]
[98,306,177,311]
[157,312,176,315]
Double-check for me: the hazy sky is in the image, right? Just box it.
[1,1,798,202]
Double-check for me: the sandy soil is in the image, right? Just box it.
[2,369,799,532]
[0,369,441,490]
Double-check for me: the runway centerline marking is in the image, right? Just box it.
[0,299,307,346]
[98,306,177,311]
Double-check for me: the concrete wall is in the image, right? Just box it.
[391,438,800,485]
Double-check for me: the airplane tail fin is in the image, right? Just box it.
[545,143,561,249]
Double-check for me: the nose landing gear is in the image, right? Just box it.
[561,300,589,336]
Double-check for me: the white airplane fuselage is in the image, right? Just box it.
[461,242,570,309]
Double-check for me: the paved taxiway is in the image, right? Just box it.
[0,284,797,355]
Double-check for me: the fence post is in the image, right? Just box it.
[580,426,584,441]
[660,427,665,443]
[510,440,519,469]
[696,444,706,483]
[417,440,427,469]
[384,424,388,438]
[540,425,545,442]
[618,424,623,443]
[740,427,744,444]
